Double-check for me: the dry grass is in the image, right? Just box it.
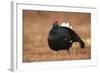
[23,39,91,62]
[23,10,91,62]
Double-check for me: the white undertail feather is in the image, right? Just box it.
[66,22,70,28]
[60,22,72,29]
[69,25,72,29]
[60,22,66,27]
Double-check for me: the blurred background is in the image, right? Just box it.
[23,10,91,62]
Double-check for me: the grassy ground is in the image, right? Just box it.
[23,10,91,62]
[23,39,91,62]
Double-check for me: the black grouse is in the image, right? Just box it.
[48,21,85,54]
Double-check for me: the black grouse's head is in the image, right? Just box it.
[52,20,59,29]
[49,20,59,35]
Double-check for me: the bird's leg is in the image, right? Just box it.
[55,51,60,57]
[55,51,58,57]
[67,50,70,55]
[69,46,74,55]
[64,50,68,56]
[57,50,61,57]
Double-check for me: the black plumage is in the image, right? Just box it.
[48,21,85,54]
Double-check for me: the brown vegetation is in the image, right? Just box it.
[23,10,91,62]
